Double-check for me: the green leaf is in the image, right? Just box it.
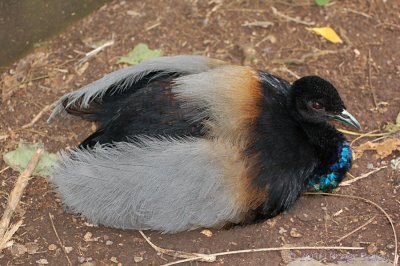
[314,0,329,6]
[117,43,163,65]
[3,142,58,177]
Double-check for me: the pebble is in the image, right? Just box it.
[106,240,113,246]
[110,256,118,263]
[64,247,73,254]
[134,256,144,263]
[48,244,57,251]
[367,243,378,254]
[278,227,287,234]
[290,228,302,238]
[200,229,213,237]
[84,232,93,241]
[10,244,27,257]
[36,258,49,265]
[386,243,395,250]
[25,242,39,254]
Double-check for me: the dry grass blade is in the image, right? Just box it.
[162,246,363,266]
[271,6,315,26]
[0,149,43,250]
[340,166,387,186]
[139,231,216,262]
[336,215,376,242]
[338,128,391,137]
[49,213,73,266]
[305,192,399,266]
[20,102,57,130]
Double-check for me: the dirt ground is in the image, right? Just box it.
[0,0,399,265]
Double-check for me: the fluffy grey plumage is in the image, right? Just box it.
[51,137,244,233]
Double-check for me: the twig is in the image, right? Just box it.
[350,129,379,146]
[145,22,161,31]
[241,21,274,28]
[305,192,399,266]
[162,246,363,266]
[336,215,376,242]
[77,39,115,66]
[275,66,300,79]
[49,213,73,266]
[0,166,10,175]
[271,6,315,26]
[272,49,346,65]
[340,166,387,186]
[368,49,378,108]
[20,102,57,129]
[139,231,215,262]
[0,149,43,250]
[342,8,372,19]
[338,128,391,137]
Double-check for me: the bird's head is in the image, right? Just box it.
[291,76,361,130]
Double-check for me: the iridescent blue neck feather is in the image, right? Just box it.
[307,141,352,192]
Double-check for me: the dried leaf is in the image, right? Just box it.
[117,43,163,65]
[354,138,400,160]
[307,27,343,44]
[3,142,58,177]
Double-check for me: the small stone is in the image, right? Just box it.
[26,242,39,254]
[10,244,27,257]
[103,235,110,241]
[298,213,312,222]
[78,257,86,263]
[48,244,57,251]
[105,240,113,246]
[110,256,119,263]
[84,232,93,241]
[290,228,302,238]
[64,247,73,254]
[278,227,287,234]
[36,258,49,265]
[367,243,378,254]
[134,256,144,263]
[386,244,395,250]
[200,229,213,237]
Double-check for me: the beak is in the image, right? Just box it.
[333,110,361,130]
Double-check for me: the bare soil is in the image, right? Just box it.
[0,0,399,265]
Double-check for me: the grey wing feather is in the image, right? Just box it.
[48,55,223,122]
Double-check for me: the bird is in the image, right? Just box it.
[48,55,361,233]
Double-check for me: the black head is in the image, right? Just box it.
[291,76,360,129]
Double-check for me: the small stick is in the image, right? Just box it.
[368,49,378,108]
[162,246,363,266]
[0,149,43,249]
[350,129,379,146]
[340,166,387,186]
[77,39,114,66]
[336,215,376,242]
[338,128,391,137]
[49,213,73,266]
[241,21,274,28]
[271,6,315,26]
[0,166,10,175]
[20,102,57,129]
[305,192,399,266]
[139,231,215,262]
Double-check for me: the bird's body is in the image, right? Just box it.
[49,55,359,233]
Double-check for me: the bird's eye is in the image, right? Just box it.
[311,101,324,110]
